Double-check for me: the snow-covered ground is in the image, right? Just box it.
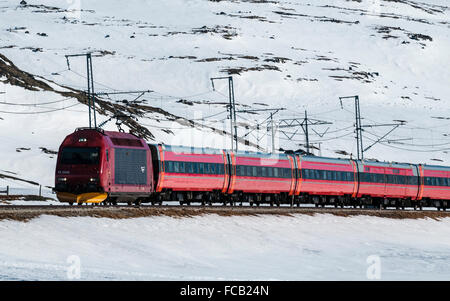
[0,214,449,280]
[1,0,450,189]
[1,0,449,282]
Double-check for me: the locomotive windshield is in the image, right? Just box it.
[60,147,100,165]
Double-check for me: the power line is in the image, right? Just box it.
[0,97,72,106]
[0,102,81,114]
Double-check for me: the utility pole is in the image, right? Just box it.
[339,96,363,160]
[278,111,332,155]
[237,108,285,153]
[211,76,237,151]
[339,95,405,160]
[65,53,96,128]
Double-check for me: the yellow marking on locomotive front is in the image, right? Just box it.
[56,192,77,203]
[57,192,107,204]
[77,192,108,203]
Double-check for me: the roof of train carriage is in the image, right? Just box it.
[356,159,417,169]
[422,164,450,171]
[74,127,143,140]
[300,155,353,164]
[148,144,292,159]
[149,144,224,155]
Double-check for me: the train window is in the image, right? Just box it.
[330,171,335,181]
[238,165,244,176]
[179,162,185,173]
[215,163,220,174]
[261,167,267,177]
[267,167,273,178]
[61,147,100,165]
[208,163,213,174]
[273,168,279,178]
[244,166,249,177]
[198,163,203,174]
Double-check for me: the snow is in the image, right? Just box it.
[0,214,449,280]
[0,1,449,281]
[0,0,449,189]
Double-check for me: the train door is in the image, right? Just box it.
[225,151,235,194]
[289,154,297,196]
[105,148,111,192]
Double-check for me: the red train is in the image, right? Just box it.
[54,128,450,210]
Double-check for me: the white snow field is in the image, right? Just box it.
[0,214,449,280]
[0,0,450,191]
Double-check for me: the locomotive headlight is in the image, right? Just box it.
[57,177,67,182]
[89,178,99,182]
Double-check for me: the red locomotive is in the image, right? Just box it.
[54,128,450,210]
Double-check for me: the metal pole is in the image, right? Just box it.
[227,78,234,151]
[86,55,92,128]
[355,96,363,160]
[271,113,275,153]
[6,186,9,196]
[230,77,237,151]
[89,54,97,128]
[305,110,310,155]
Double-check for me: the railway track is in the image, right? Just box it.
[0,204,449,221]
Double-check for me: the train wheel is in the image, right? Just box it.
[69,202,73,206]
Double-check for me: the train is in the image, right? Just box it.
[54,128,450,210]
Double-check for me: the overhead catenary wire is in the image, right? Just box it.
[0,102,81,114]
[0,97,73,106]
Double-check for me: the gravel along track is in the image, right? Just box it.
[0,205,449,222]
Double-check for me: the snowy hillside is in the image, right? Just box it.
[0,0,449,189]
[1,213,450,280]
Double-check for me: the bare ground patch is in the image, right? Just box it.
[0,206,449,222]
